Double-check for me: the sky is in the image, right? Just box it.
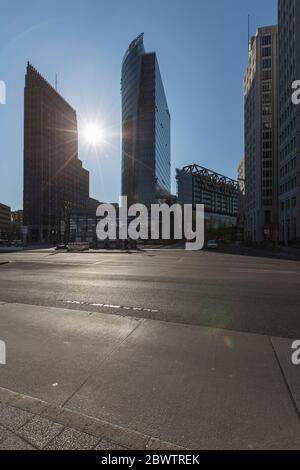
[0,0,277,210]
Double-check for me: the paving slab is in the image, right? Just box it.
[67,319,300,450]
[45,427,99,450]
[0,424,11,443]
[0,303,140,405]
[95,439,127,450]
[18,416,63,449]
[0,435,36,450]
[270,336,300,414]
[0,387,180,450]
[0,404,33,431]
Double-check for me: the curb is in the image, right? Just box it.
[0,261,9,266]
[0,387,186,451]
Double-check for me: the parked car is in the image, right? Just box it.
[207,240,219,250]
[55,244,68,250]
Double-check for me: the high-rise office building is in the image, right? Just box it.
[278,0,300,244]
[237,159,246,238]
[23,63,90,243]
[121,33,171,207]
[244,26,278,242]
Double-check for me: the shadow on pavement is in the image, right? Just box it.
[212,244,300,262]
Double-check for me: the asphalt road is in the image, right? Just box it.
[0,248,300,338]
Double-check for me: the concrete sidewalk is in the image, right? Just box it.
[0,302,299,449]
[0,388,182,450]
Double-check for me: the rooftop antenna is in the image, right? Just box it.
[248,14,251,57]
[55,73,58,92]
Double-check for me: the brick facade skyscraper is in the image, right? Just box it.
[23,63,90,243]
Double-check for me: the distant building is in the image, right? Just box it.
[176,165,238,239]
[88,198,101,213]
[23,63,90,243]
[0,203,11,240]
[11,210,23,226]
[244,26,278,243]
[68,203,120,245]
[278,1,300,245]
[11,210,23,240]
[121,33,171,207]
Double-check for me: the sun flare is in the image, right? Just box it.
[82,123,104,146]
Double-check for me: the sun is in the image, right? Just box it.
[82,123,104,146]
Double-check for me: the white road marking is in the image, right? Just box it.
[103,304,121,309]
[62,300,158,314]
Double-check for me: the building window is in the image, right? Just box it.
[262,36,272,46]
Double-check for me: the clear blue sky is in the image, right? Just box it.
[0,0,276,210]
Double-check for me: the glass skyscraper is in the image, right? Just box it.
[121,33,171,207]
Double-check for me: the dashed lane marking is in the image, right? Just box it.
[61,300,159,314]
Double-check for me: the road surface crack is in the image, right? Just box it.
[268,336,300,420]
[61,319,144,408]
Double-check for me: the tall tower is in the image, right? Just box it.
[278,0,300,245]
[244,26,278,242]
[23,63,90,243]
[121,34,171,206]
